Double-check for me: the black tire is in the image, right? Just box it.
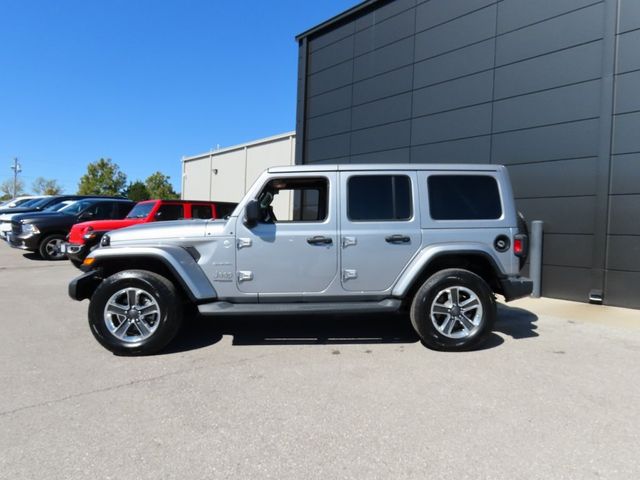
[410,269,496,351]
[38,234,67,260]
[88,270,184,355]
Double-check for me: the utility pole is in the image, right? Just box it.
[10,158,22,198]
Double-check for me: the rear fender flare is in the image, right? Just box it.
[392,243,504,298]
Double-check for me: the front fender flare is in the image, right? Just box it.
[87,245,217,302]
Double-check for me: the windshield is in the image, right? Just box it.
[2,198,38,209]
[126,202,155,219]
[45,200,76,212]
[14,198,37,207]
[30,197,55,209]
[3,198,35,208]
[59,200,94,215]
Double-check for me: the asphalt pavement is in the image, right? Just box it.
[0,242,639,479]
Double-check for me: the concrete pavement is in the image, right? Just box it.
[0,242,638,479]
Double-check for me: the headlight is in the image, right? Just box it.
[83,226,96,240]
[21,224,40,234]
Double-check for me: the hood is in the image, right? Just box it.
[73,218,145,231]
[14,211,74,224]
[0,212,21,221]
[108,219,225,245]
[0,206,45,215]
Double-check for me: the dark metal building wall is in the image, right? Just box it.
[607,0,640,308]
[296,0,640,308]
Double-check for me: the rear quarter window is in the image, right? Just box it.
[428,175,502,220]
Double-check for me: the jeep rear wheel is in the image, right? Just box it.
[88,270,183,355]
[410,269,495,351]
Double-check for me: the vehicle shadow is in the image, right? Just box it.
[164,303,538,355]
[163,313,419,355]
[22,252,46,261]
[225,313,419,346]
[495,303,539,339]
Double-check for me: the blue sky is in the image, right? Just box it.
[0,0,358,194]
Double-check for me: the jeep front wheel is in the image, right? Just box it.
[410,269,495,351]
[88,270,183,355]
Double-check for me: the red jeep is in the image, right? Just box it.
[64,199,236,267]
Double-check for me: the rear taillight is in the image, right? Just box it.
[514,233,528,257]
[514,238,523,255]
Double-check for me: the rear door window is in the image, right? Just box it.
[428,175,502,220]
[347,175,412,221]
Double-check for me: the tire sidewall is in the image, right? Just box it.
[88,270,182,355]
[39,234,66,260]
[411,269,495,351]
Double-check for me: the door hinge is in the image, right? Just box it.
[342,236,357,248]
[237,238,252,249]
[342,269,358,281]
[238,271,253,282]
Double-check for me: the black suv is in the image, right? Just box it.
[8,198,134,260]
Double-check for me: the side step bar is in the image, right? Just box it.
[198,299,402,316]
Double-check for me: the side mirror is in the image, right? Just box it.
[244,200,261,228]
[79,211,94,221]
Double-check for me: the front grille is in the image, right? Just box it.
[12,222,21,235]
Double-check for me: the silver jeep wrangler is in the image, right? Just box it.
[69,164,532,355]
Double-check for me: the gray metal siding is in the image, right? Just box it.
[609,0,640,307]
[298,0,640,308]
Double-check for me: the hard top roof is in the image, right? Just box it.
[268,164,505,174]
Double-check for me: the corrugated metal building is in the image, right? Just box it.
[181,132,295,217]
[295,0,640,308]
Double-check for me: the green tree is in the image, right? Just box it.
[77,158,127,196]
[0,178,26,199]
[145,171,179,199]
[125,181,150,202]
[32,177,63,195]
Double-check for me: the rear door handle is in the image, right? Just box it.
[385,234,411,244]
[307,236,333,245]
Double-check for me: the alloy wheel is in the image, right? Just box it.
[45,238,66,259]
[103,287,161,343]
[429,286,483,339]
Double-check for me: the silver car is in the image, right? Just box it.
[69,164,532,355]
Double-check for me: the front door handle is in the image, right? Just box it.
[385,234,411,244]
[307,236,333,245]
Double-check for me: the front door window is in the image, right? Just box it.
[235,174,338,295]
